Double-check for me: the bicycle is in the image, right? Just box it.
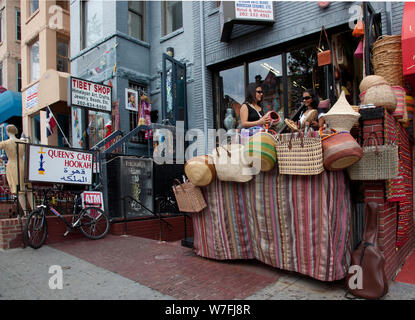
[24,189,110,249]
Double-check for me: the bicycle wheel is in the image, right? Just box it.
[24,209,48,249]
[78,207,110,240]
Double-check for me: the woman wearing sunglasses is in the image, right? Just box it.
[239,83,271,129]
[299,89,322,129]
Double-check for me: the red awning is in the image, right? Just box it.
[402,2,415,94]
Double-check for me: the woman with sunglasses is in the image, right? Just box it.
[299,89,322,129]
[239,83,271,129]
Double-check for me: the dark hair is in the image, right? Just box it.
[245,83,263,106]
[303,89,320,109]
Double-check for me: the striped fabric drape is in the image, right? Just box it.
[192,169,353,282]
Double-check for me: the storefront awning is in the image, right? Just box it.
[24,69,69,115]
[0,91,22,124]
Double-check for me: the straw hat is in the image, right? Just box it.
[324,91,361,132]
[184,155,216,187]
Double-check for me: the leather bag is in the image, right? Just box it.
[346,202,389,299]
[318,27,332,66]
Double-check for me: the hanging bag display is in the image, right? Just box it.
[275,130,324,175]
[352,20,365,38]
[347,132,399,180]
[172,179,207,213]
[318,26,332,67]
[354,40,364,59]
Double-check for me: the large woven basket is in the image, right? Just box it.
[372,35,404,87]
[275,131,324,175]
[324,91,360,132]
[347,133,399,180]
[172,179,207,213]
[363,84,397,112]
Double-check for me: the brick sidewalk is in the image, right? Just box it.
[50,235,281,300]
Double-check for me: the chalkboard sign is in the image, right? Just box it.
[120,157,153,217]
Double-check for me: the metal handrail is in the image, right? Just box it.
[91,130,123,150]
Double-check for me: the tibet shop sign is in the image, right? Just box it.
[68,76,112,112]
[27,145,93,185]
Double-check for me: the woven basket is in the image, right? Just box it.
[351,106,360,129]
[359,75,388,93]
[275,131,324,175]
[391,86,406,119]
[372,35,404,87]
[324,91,360,132]
[172,179,207,213]
[347,133,399,180]
[363,84,397,112]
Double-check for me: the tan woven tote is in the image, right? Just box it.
[275,131,324,175]
[347,133,399,180]
[172,179,207,213]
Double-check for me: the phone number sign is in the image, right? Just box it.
[235,1,274,21]
[69,77,112,112]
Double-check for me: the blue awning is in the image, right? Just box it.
[0,91,22,124]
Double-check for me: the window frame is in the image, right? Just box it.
[128,1,145,41]
[128,81,147,144]
[162,1,183,36]
[29,39,40,84]
[0,8,3,43]
[56,36,70,73]
[17,61,21,92]
[16,8,21,41]
[30,0,39,16]
[81,0,103,50]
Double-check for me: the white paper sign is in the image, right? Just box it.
[28,145,93,185]
[235,1,273,20]
[70,77,112,112]
[25,83,39,109]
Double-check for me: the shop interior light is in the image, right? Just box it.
[261,63,280,76]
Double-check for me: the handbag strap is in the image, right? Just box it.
[215,145,231,158]
[288,131,304,150]
[363,132,380,154]
[318,26,331,51]
[173,178,186,192]
[319,127,338,141]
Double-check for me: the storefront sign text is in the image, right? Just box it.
[28,145,93,185]
[25,83,39,109]
[235,1,273,20]
[69,77,112,112]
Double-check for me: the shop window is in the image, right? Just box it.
[216,65,244,129]
[286,46,322,117]
[16,9,21,41]
[248,55,284,121]
[128,81,147,143]
[30,0,39,16]
[87,110,111,150]
[31,114,41,144]
[57,38,69,72]
[162,1,182,36]
[128,1,144,41]
[81,0,103,49]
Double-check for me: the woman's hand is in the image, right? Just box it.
[258,112,271,125]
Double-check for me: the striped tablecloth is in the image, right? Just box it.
[192,169,353,282]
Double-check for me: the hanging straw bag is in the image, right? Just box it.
[211,144,254,182]
[275,130,324,175]
[347,132,399,180]
[172,179,207,213]
[318,26,332,67]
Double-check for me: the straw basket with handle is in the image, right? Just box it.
[275,130,324,175]
[347,132,399,181]
[363,84,397,113]
[172,179,207,213]
[243,132,277,172]
[372,35,404,87]
[319,127,363,171]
